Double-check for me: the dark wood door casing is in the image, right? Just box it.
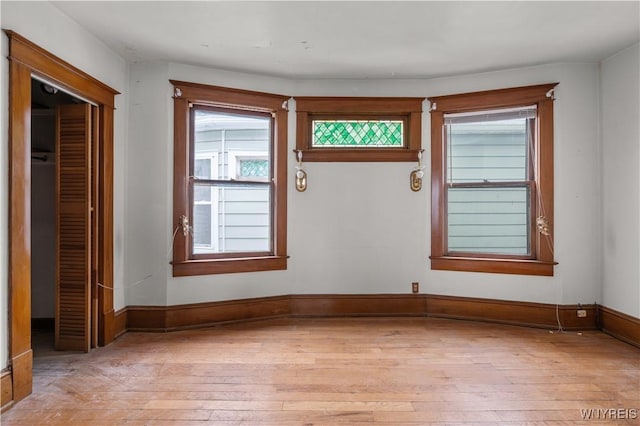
[5,30,119,404]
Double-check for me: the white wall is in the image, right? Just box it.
[601,43,640,318]
[124,61,171,306]
[122,61,604,310]
[0,1,129,368]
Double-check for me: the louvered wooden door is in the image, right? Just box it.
[56,104,92,352]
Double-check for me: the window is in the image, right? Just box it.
[429,84,558,276]
[172,81,289,276]
[193,152,219,253]
[295,97,423,161]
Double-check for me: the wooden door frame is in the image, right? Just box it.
[5,31,119,402]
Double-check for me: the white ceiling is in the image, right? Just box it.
[52,1,640,79]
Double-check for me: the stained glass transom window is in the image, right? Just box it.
[312,120,403,147]
[239,159,269,177]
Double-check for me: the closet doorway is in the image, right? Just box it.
[6,31,118,402]
[31,78,99,353]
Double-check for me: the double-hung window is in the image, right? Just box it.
[172,81,289,276]
[429,84,557,276]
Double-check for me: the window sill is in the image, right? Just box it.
[172,255,287,277]
[296,148,422,162]
[430,256,556,276]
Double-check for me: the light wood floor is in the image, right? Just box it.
[2,317,639,425]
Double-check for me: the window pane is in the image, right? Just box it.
[195,184,271,254]
[194,110,270,180]
[194,158,211,179]
[312,120,403,147]
[239,159,269,178]
[447,187,530,255]
[194,183,211,203]
[193,204,212,247]
[446,116,531,183]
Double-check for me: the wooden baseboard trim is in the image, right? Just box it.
[113,308,127,339]
[127,295,291,332]
[124,294,603,332]
[425,294,597,331]
[10,350,32,402]
[31,318,54,330]
[290,294,427,317]
[1,369,13,412]
[122,294,638,349]
[598,305,640,348]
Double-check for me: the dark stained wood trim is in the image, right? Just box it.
[1,369,13,412]
[5,31,119,107]
[171,253,288,278]
[170,81,288,277]
[170,80,289,111]
[98,105,115,346]
[427,83,557,113]
[127,296,291,332]
[295,97,424,113]
[598,305,640,348]
[5,30,118,405]
[8,351,31,404]
[430,256,555,276]
[113,308,127,339]
[425,294,596,330]
[296,149,422,163]
[8,56,33,404]
[124,294,602,333]
[289,294,427,317]
[294,96,424,162]
[429,83,558,276]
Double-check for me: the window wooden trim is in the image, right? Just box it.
[428,83,558,276]
[295,97,424,162]
[171,80,289,276]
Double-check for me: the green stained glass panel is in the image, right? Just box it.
[240,159,269,177]
[312,120,403,147]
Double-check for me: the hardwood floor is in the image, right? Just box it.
[2,317,639,425]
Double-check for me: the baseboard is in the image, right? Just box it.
[290,294,427,317]
[10,350,32,402]
[31,318,54,330]
[124,294,600,332]
[425,294,597,330]
[1,369,13,412]
[127,295,290,332]
[113,308,127,338]
[598,305,640,348]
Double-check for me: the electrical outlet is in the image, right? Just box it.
[412,282,419,294]
[577,309,587,318]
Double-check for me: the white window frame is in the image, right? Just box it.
[193,152,219,253]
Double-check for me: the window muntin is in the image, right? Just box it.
[445,107,535,257]
[311,119,404,148]
[428,83,557,276]
[191,107,272,257]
